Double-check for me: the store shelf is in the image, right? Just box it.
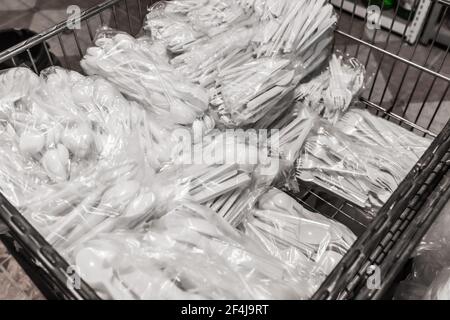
[331,0,432,44]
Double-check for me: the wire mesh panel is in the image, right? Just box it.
[0,0,449,300]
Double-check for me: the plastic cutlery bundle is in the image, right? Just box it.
[270,103,316,163]
[81,28,209,125]
[252,0,336,59]
[336,108,431,162]
[144,0,254,54]
[296,120,414,213]
[187,114,315,226]
[0,67,147,204]
[143,0,336,127]
[26,156,156,253]
[152,130,279,223]
[295,53,366,124]
[243,188,356,282]
[69,203,318,299]
[170,25,256,88]
[394,207,450,300]
[256,103,316,191]
[210,55,299,127]
[0,66,160,252]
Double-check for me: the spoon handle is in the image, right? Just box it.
[103,278,134,300]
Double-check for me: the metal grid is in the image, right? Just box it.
[0,0,448,299]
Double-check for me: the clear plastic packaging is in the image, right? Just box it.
[1,67,143,201]
[143,0,337,128]
[394,203,450,300]
[68,202,319,300]
[273,103,316,164]
[81,27,209,125]
[150,130,279,227]
[144,0,253,54]
[170,25,256,88]
[243,188,356,286]
[210,56,298,127]
[335,108,431,161]
[296,119,420,213]
[0,66,156,253]
[252,0,336,59]
[295,53,366,124]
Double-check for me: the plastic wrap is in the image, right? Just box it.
[150,130,279,227]
[295,53,366,124]
[81,28,209,125]
[335,108,431,161]
[0,67,156,254]
[144,0,253,54]
[243,188,356,286]
[258,103,316,191]
[170,25,256,88]
[210,56,298,127]
[142,0,336,128]
[69,202,318,299]
[296,119,418,213]
[252,0,336,59]
[1,67,140,203]
[394,204,450,300]
[273,103,316,164]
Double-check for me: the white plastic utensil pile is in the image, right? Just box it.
[0,0,436,301]
[141,0,337,127]
[0,67,147,204]
[295,54,366,124]
[395,205,450,300]
[0,67,158,252]
[336,109,431,161]
[70,203,319,299]
[243,189,356,277]
[296,110,431,212]
[145,0,253,54]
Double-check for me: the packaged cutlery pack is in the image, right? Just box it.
[141,0,337,128]
[296,113,430,214]
[295,53,366,124]
[81,28,209,125]
[335,108,431,161]
[242,188,356,280]
[165,129,280,227]
[0,0,438,301]
[395,206,450,300]
[0,67,147,200]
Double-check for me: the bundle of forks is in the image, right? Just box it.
[81,29,209,125]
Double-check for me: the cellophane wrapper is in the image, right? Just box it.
[68,202,320,299]
[242,188,356,293]
[81,27,209,125]
[0,66,157,254]
[143,0,337,128]
[295,53,366,125]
